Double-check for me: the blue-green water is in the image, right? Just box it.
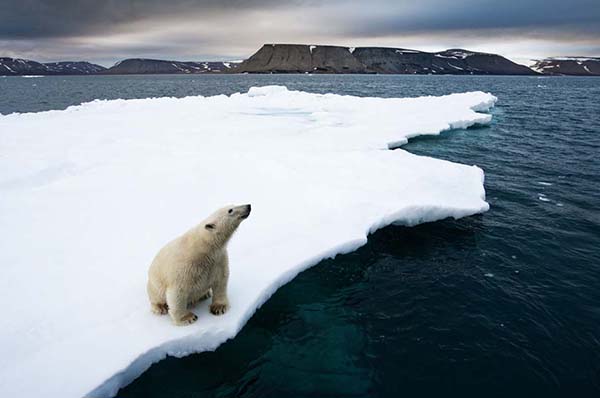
[2,75,599,397]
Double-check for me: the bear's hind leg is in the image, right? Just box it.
[166,288,198,326]
[148,280,168,315]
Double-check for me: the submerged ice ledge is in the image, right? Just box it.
[0,86,496,398]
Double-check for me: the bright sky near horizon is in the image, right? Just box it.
[1,0,599,66]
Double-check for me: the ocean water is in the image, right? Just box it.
[2,74,599,397]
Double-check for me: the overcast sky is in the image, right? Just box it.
[1,0,599,66]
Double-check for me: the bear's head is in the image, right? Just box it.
[203,204,251,246]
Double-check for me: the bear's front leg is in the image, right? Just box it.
[166,288,198,325]
[210,276,229,315]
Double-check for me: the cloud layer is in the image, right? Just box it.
[1,0,599,66]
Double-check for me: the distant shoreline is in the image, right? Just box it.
[2,44,599,76]
[3,72,599,77]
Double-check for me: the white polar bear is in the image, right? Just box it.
[147,204,251,325]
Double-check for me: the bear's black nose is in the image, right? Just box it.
[245,204,251,212]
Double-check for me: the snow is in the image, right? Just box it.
[1,63,15,73]
[438,50,475,60]
[435,54,458,59]
[170,63,188,73]
[548,57,599,62]
[447,63,464,71]
[348,47,356,54]
[531,57,599,74]
[310,45,317,53]
[0,86,496,398]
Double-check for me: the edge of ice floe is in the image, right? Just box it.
[387,93,496,149]
[84,89,495,398]
[89,206,490,398]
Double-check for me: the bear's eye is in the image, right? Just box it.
[228,209,233,214]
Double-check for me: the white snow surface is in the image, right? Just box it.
[0,86,496,398]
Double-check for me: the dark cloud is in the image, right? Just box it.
[333,0,600,37]
[0,0,598,64]
[2,0,599,39]
[0,0,293,38]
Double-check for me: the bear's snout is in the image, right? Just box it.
[240,204,251,219]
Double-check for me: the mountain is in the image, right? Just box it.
[0,58,48,75]
[0,58,106,75]
[43,61,106,74]
[354,47,536,75]
[531,57,600,75]
[236,45,366,73]
[101,58,240,74]
[235,44,538,75]
[5,50,598,77]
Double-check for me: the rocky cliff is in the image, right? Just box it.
[235,44,537,75]
[235,45,366,73]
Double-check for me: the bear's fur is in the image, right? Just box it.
[147,204,251,325]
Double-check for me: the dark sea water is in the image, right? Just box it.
[2,74,599,397]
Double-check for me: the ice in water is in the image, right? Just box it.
[0,86,496,397]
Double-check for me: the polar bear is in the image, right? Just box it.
[147,204,251,325]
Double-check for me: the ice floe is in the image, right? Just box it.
[0,86,496,397]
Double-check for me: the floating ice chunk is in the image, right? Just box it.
[246,85,290,97]
[0,86,496,398]
[537,181,552,186]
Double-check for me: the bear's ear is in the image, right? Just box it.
[205,223,216,231]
